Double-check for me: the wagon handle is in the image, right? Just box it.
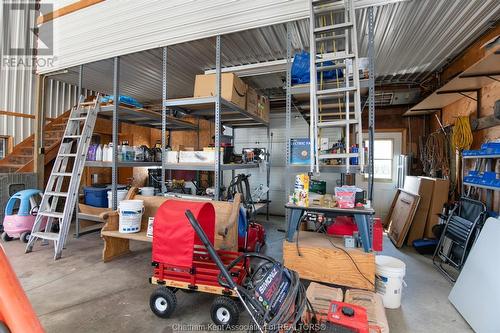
[185,210,237,289]
[185,210,265,333]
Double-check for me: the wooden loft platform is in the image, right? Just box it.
[164,96,269,128]
[405,40,500,116]
[99,103,198,131]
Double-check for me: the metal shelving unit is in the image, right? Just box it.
[162,162,261,171]
[462,153,500,211]
[284,5,376,225]
[85,161,162,168]
[161,35,271,208]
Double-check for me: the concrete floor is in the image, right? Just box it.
[3,216,472,333]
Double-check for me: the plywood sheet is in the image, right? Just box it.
[283,232,375,290]
[386,189,420,248]
[405,177,435,245]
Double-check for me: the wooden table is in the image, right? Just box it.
[284,204,375,252]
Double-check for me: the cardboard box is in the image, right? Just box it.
[404,176,435,245]
[178,151,215,164]
[283,231,375,290]
[246,86,259,116]
[194,73,247,110]
[422,177,449,238]
[257,95,270,122]
[306,282,343,314]
[165,151,178,164]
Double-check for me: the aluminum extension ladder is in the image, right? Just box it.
[26,95,100,260]
[309,0,364,173]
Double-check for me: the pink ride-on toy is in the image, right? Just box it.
[2,189,46,243]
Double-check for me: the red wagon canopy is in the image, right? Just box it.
[152,200,216,267]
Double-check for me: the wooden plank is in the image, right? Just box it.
[386,189,420,248]
[283,232,375,291]
[37,0,105,25]
[0,110,54,121]
[150,277,236,296]
[101,230,151,242]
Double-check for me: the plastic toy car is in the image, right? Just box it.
[2,189,46,243]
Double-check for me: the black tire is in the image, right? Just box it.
[20,232,30,243]
[210,296,240,329]
[149,287,177,319]
[1,232,12,242]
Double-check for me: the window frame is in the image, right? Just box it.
[364,138,394,182]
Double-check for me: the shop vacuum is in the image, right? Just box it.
[185,210,370,333]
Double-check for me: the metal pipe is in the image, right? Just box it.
[78,65,83,98]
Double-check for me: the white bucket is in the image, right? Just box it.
[107,189,128,208]
[118,200,144,233]
[375,255,406,309]
[140,187,155,196]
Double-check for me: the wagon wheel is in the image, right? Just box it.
[149,287,177,318]
[210,296,240,329]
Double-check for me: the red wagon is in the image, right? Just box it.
[149,200,248,327]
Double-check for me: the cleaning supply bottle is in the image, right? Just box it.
[102,144,109,161]
[95,144,103,161]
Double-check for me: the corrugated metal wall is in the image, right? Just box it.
[0,3,80,145]
[43,79,81,120]
[225,112,342,216]
[38,0,310,74]
[0,2,36,144]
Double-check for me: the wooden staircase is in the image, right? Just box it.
[0,110,72,173]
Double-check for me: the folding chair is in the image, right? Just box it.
[432,197,487,282]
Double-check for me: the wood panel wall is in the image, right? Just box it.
[430,80,500,148]
[362,107,427,175]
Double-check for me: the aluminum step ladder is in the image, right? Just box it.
[26,95,100,260]
[309,0,364,173]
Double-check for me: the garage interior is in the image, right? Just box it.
[0,1,499,332]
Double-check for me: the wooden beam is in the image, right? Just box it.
[0,110,54,121]
[441,23,500,82]
[37,0,105,25]
[33,75,45,189]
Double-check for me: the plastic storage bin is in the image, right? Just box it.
[84,187,109,207]
[84,185,127,208]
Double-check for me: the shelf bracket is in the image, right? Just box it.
[458,92,477,102]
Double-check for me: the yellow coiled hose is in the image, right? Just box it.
[452,116,473,151]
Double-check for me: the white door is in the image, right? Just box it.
[356,131,402,220]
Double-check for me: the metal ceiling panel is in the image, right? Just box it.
[46,0,500,104]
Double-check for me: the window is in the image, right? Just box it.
[0,138,6,159]
[365,139,393,180]
[0,136,12,159]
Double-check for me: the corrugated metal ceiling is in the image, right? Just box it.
[49,0,500,103]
